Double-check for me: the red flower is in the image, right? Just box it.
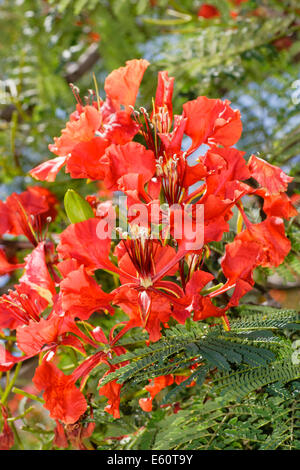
[104,59,150,111]
[273,37,293,51]
[237,216,291,268]
[0,187,58,244]
[101,142,156,191]
[183,97,242,152]
[57,218,119,275]
[112,235,189,341]
[33,360,87,424]
[256,189,298,220]
[0,405,14,450]
[184,270,223,321]
[88,31,101,43]
[139,375,174,412]
[30,59,149,182]
[152,71,175,128]
[0,249,24,276]
[248,155,293,195]
[0,344,19,372]
[99,372,123,419]
[60,264,113,320]
[197,4,220,19]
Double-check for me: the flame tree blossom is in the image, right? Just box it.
[0,59,296,444]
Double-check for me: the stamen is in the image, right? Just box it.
[120,225,158,287]
[69,83,82,106]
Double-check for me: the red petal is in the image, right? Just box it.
[197,4,220,18]
[57,218,118,274]
[248,155,293,195]
[53,421,68,449]
[0,405,14,450]
[104,59,150,110]
[29,156,67,182]
[186,270,215,296]
[0,345,18,372]
[0,249,24,275]
[237,216,291,268]
[65,138,109,180]
[101,111,139,145]
[256,189,298,219]
[139,375,174,412]
[205,146,250,182]
[99,375,122,419]
[49,106,101,157]
[60,265,113,320]
[20,241,56,298]
[0,201,12,235]
[153,71,174,119]
[16,315,61,355]
[33,361,87,424]
[221,239,261,285]
[102,142,156,190]
[183,97,242,152]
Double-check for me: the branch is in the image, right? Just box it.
[65,42,101,83]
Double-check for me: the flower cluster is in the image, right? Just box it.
[197,1,249,20]
[0,59,296,449]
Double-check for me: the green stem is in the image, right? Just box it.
[8,406,34,423]
[1,362,22,405]
[12,387,44,404]
[201,283,224,296]
[11,421,24,450]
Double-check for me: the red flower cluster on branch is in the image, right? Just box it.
[0,59,296,447]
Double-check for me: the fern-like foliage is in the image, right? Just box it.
[152,16,293,91]
[100,307,300,397]
[150,391,300,450]
[92,307,299,450]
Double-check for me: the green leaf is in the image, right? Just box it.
[64,189,95,224]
